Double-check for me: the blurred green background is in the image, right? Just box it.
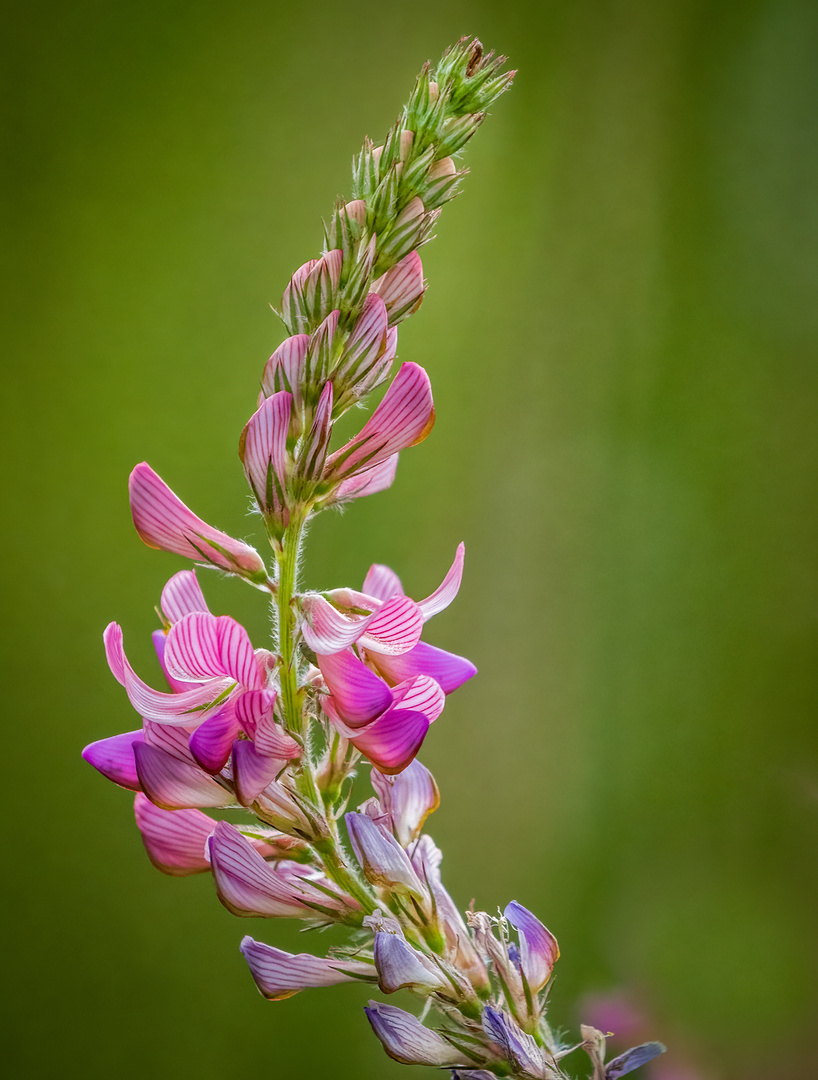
[3,0,817,1077]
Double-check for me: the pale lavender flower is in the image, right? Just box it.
[364,1001,465,1067]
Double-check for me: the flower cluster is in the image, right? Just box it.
[84,38,665,1079]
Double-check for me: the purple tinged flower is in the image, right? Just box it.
[320,653,445,773]
[372,924,450,994]
[133,793,217,874]
[327,544,476,695]
[482,1006,548,1078]
[504,901,560,994]
[345,812,425,897]
[370,251,426,324]
[364,1001,465,1067]
[370,759,440,846]
[240,937,374,1000]
[323,362,434,484]
[239,391,292,532]
[129,463,266,581]
[231,739,288,806]
[206,821,349,918]
[159,569,210,624]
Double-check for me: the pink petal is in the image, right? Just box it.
[133,793,215,876]
[346,706,430,775]
[328,454,398,504]
[316,649,393,728]
[206,821,308,918]
[419,542,465,620]
[82,729,144,791]
[369,251,426,324]
[216,616,264,689]
[253,706,301,760]
[240,938,374,1000]
[297,380,333,481]
[105,622,227,724]
[371,641,476,694]
[239,392,292,515]
[134,742,235,809]
[152,630,201,693]
[142,720,197,762]
[232,688,277,739]
[357,594,424,656]
[324,362,434,481]
[232,740,287,806]
[164,612,223,681]
[261,334,309,410]
[129,462,266,578]
[299,594,378,653]
[188,706,241,773]
[333,293,389,387]
[362,563,403,602]
[390,675,446,724]
[160,569,210,623]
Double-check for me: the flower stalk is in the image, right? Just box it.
[83,36,666,1080]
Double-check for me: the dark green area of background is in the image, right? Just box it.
[3,1,817,1077]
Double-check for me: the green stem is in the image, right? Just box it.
[313,834,377,915]
[275,516,306,735]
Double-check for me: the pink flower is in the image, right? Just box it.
[129,463,267,581]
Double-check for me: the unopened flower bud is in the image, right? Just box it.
[364,1002,464,1067]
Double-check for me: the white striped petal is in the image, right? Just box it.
[419,542,465,620]
[240,937,374,1000]
[299,594,378,653]
[240,392,292,515]
[357,594,424,655]
[159,569,209,624]
[362,563,403,602]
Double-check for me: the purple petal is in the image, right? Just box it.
[347,706,430,775]
[206,821,308,918]
[152,630,201,692]
[358,594,424,656]
[239,392,292,515]
[188,706,241,774]
[482,1006,546,1077]
[129,462,266,578]
[362,562,403,602]
[606,1043,667,1080]
[364,1001,462,1067]
[324,362,434,481]
[373,931,448,994]
[504,901,560,994]
[160,569,210,623]
[240,937,374,1000]
[82,729,144,790]
[232,739,287,806]
[419,542,465,619]
[345,812,424,896]
[316,649,393,728]
[371,640,476,694]
[133,742,235,810]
